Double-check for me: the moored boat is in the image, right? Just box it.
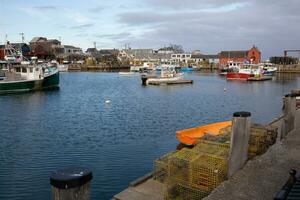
[0,43,59,94]
[176,121,232,146]
[181,66,194,72]
[226,64,265,81]
[261,63,277,76]
[0,64,59,94]
[141,66,185,85]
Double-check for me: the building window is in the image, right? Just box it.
[16,67,21,72]
[35,68,39,71]
[30,68,33,73]
[22,68,27,73]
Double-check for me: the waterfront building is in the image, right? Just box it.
[63,45,82,54]
[171,53,192,64]
[219,46,261,67]
[29,37,64,59]
[191,54,219,64]
[157,47,175,54]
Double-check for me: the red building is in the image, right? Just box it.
[219,46,261,67]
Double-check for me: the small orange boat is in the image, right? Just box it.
[176,121,232,146]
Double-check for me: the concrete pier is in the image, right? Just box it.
[281,94,296,139]
[112,178,165,200]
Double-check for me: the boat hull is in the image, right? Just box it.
[0,71,59,94]
[263,71,276,76]
[181,67,194,72]
[226,72,251,80]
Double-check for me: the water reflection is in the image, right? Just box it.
[1,72,300,200]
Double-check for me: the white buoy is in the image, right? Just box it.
[105,100,110,104]
[224,88,227,92]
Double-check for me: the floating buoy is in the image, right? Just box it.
[224,88,227,92]
[105,100,111,104]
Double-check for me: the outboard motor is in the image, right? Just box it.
[141,75,148,86]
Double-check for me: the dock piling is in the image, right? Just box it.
[228,111,251,177]
[50,167,93,200]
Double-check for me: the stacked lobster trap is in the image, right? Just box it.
[154,123,278,200]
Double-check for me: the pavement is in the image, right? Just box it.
[112,178,165,200]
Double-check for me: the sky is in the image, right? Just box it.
[1,0,300,59]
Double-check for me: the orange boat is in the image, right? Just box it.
[176,121,232,146]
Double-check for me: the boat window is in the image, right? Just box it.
[22,68,27,73]
[16,67,21,72]
[30,68,33,73]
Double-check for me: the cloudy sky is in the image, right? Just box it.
[1,0,299,58]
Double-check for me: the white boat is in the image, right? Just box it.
[261,63,277,76]
[142,66,184,85]
[49,60,68,72]
[57,64,68,72]
[118,72,137,75]
[130,62,155,73]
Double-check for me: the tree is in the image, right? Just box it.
[169,44,184,53]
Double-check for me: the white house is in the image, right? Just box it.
[171,53,192,64]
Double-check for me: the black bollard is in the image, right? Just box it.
[50,167,93,200]
[228,111,251,177]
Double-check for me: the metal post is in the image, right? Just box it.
[50,167,93,200]
[228,111,251,177]
[281,94,296,139]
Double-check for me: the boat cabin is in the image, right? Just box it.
[2,64,44,82]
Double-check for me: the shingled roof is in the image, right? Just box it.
[219,51,248,58]
[191,54,218,59]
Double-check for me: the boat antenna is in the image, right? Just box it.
[20,32,25,43]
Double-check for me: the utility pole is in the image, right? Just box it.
[20,32,25,43]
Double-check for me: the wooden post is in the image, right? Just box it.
[228,111,251,177]
[50,167,93,200]
[281,94,296,139]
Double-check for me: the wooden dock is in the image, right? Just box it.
[148,80,193,86]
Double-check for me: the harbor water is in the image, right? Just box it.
[0,72,300,200]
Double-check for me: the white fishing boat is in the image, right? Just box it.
[50,60,68,72]
[118,71,137,75]
[141,66,185,85]
[261,63,277,76]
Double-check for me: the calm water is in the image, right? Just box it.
[0,72,300,200]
